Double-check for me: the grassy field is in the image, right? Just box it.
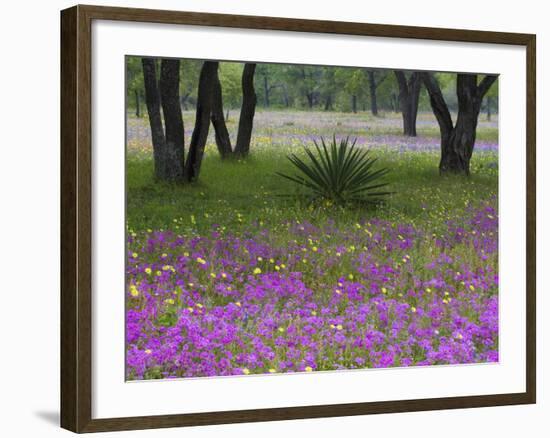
[127,110,498,235]
[125,110,499,380]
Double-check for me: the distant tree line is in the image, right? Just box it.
[128,57,498,179]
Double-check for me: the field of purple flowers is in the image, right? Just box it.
[126,110,499,380]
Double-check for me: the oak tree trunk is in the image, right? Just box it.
[282,84,290,107]
[306,92,314,109]
[395,71,421,137]
[142,58,167,180]
[422,72,497,175]
[351,95,357,113]
[134,89,141,118]
[210,66,233,158]
[235,63,257,157]
[324,94,333,111]
[367,71,379,116]
[184,61,217,182]
[263,75,270,107]
[159,59,185,182]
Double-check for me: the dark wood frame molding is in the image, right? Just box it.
[61,4,536,433]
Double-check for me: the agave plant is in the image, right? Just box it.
[277,136,391,205]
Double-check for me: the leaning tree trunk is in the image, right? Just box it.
[159,59,185,182]
[395,71,421,137]
[367,71,378,116]
[210,67,233,159]
[422,72,497,175]
[234,63,257,157]
[184,61,217,182]
[142,58,166,180]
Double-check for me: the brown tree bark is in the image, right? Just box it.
[394,71,421,137]
[142,58,186,182]
[351,95,357,113]
[324,94,333,111]
[210,67,233,159]
[367,70,378,116]
[134,89,141,118]
[184,61,217,182]
[263,74,270,107]
[159,59,185,182]
[421,72,497,175]
[142,58,167,180]
[235,63,257,157]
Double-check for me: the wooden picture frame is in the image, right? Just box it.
[61,4,536,433]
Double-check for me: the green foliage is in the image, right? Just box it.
[126,55,498,117]
[126,57,144,114]
[219,62,244,108]
[277,136,391,205]
[179,59,202,106]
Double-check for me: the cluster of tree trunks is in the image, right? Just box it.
[394,71,422,137]
[142,58,496,180]
[421,72,497,175]
[142,58,257,183]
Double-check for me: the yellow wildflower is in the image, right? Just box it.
[129,285,139,297]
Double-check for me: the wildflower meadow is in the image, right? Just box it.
[126,60,499,380]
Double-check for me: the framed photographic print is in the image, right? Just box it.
[60,4,536,433]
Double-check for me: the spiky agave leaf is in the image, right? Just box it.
[277,136,392,205]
